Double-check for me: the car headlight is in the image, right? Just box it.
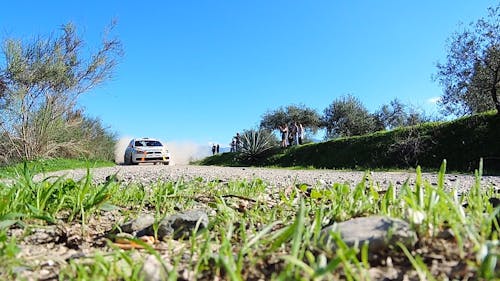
[134,149,145,154]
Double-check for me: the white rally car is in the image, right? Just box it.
[124,137,171,165]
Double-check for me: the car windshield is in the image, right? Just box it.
[135,140,163,147]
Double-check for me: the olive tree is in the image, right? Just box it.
[435,6,500,116]
[0,22,122,161]
[323,94,375,139]
[373,99,433,130]
[260,104,322,134]
[373,99,408,130]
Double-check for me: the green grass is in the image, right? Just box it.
[0,161,498,280]
[0,158,115,179]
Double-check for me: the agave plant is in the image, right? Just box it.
[238,129,277,164]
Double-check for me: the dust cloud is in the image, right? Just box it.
[165,141,211,165]
[114,137,210,165]
[114,137,132,164]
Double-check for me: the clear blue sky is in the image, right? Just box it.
[1,1,497,147]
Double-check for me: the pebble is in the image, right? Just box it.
[140,254,171,281]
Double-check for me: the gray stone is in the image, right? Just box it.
[140,254,172,281]
[142,209,209,240]
[105,174,122,183]
[320,216,417,252]
[23,226,64,244]
[118,214,155,234]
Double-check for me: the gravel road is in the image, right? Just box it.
[35,164,500,193]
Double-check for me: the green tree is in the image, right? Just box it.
[373,99,433,130]
[260,104,322,134]
[323,94,375,139]
[0,22,122,162]
[373,99,408,130]
[435,6,500,116]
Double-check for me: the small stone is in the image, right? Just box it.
[105,174,122,182]
[39,269,51,277]
[24,226,63,244]
[142,209,209,240]
[437,228,455,240]
[140,255,171,281]
[118,214,155,234]
[320,216,418,253]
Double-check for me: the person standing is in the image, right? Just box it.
[230,140,236,152]
[212,144,216,155]
[278,124,288,148]
[293,122,300,145]
[288,122,296,146]
[235,133,241,152]
[298,123,304,145]
[216,144,220,154]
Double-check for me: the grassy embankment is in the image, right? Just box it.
[0,158,115,179]
[200,111,500,174]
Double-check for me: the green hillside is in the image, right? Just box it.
[200,112,500,174]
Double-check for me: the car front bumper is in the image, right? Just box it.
[132,152,171,163]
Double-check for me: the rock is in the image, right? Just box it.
[320,216,417,252]
[23,226,64,244]
[118,214,155,234]
[140,255,172,281]
[142,209,209,240]
[105,174,122,182]
[437,228,455,240]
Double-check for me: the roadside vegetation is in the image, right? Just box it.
[0,158,115,179]
[0,161,498,280]
[201,111,500,175]
[0,22,121,166]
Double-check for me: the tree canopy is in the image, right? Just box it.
[260,104,322,133]
[373,99,431,130]
[435,5,500,116]
[323,94,375,139]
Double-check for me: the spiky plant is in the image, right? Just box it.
[238,129,277,164]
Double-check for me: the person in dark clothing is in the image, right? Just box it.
[234,133,241,152]
[278,124,288,148]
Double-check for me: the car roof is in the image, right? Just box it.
[134,137,160,141]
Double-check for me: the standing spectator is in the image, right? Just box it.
[216,144,220,154]
[293,122,300,145]
[234,133,241,152]
[278,124,288,148]
[230,140,236,152]
[288,122,296,146]
[212,144,216,155]
[298,123,304,145]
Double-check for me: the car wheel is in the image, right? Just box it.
[124,154,129,165]
[130,155,137,165]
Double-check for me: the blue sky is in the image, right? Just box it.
[1,1,497,147]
